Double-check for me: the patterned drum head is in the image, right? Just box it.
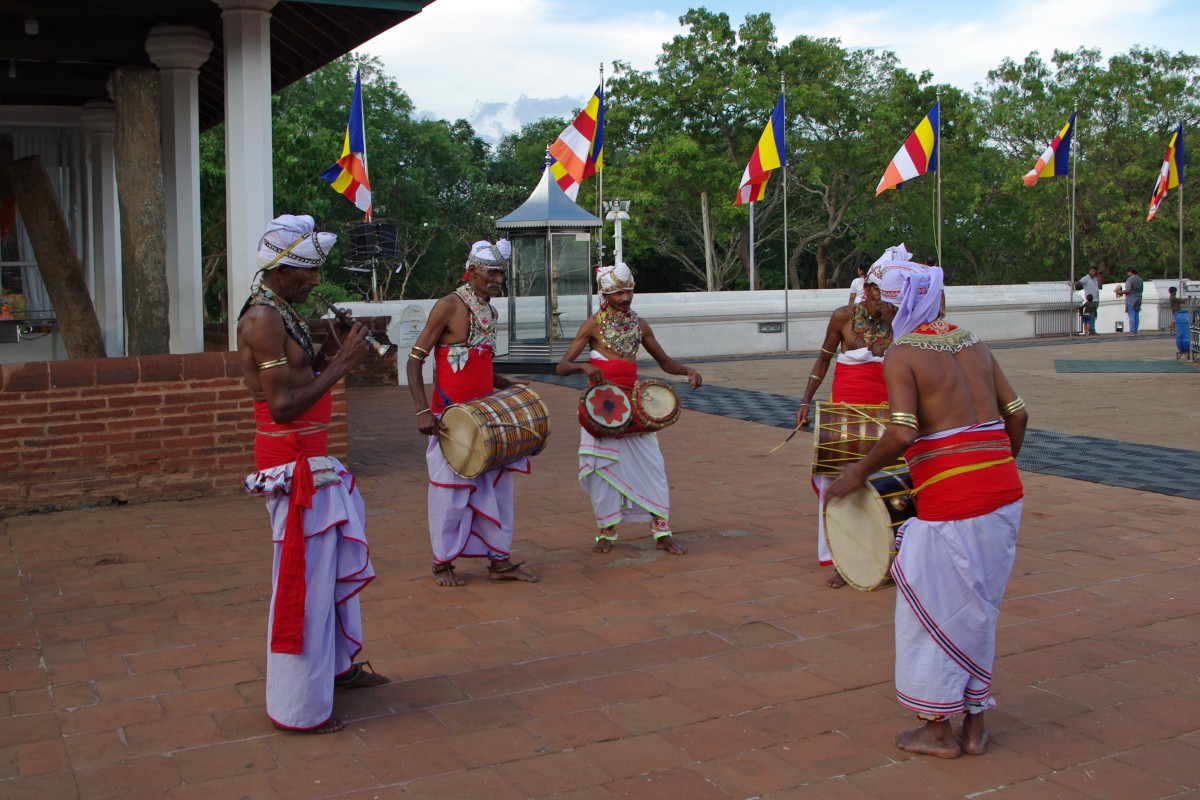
[580,383,633,436]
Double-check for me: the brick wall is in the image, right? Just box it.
[0,352,347,515]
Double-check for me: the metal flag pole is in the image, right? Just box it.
[1179,122,1185,294]
[781,76,789,350]
[597,62,605,237]
[749,201,756,290]
[1070,98,1078,328]
[936,89,942,264]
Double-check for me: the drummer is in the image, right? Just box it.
[406,240,539,587]
[556,262,702,555]
[798,244,919,587]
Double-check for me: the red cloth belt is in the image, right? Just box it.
[593,356,638,389]
[905,429,1023,521]
[253,392,333,655]
[831,361,887,405]
[432,344,494,413]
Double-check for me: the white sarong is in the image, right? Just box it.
[246,456,374,731]
[426,437,527,563]
[578,428,670,527]
[891,498,1022,717]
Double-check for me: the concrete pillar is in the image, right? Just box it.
[80,101,125,356]
[146,25,213,354]
[215,0,277,346]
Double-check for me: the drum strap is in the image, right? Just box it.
[911,457,1013,495]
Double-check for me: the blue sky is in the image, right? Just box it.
[360,0,1199,143]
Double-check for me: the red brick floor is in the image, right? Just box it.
[2,346,1199,799]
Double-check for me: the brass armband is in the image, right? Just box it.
[1001,397,1026,418]
[411,345,429,356]
[820,347,836,356]
[889,412,919,430]
[257,357,289,371]
[808,373,821,381]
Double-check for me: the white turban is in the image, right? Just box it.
[256,214,336,270]
[597,262,635,294]
[467,239,511,270]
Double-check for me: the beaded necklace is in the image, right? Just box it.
[598,307,642,357]
[895,321,979,353]
[455,284,497,348]
[849,302,892,357]
[240,286,315,365]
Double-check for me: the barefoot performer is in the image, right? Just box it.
[797,244,906,587]
[556,262,701,555]
[826,262,1027,759]
[407,240,539,587]
[238,215,389,734]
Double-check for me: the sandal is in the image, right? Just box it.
[334,661,389,690]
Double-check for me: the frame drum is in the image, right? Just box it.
[439,385,550,478]
[823,466,916,591]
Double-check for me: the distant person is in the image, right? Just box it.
[237,214,389,735]
[1168,286,1189,357]
[1114,267,1144,335]
[1078,266,1101,324]
[848,264,867,306]
[1080,294,1097,336]
[826,261,1027,760]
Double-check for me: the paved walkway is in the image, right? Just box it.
[3,333,1199,799]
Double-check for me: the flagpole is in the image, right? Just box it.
[1070,99,1078,329]
[597,62,605,243]
[1179,122,1185,293]
[749,202,756,290]
[936,89,942,264]
[781,76,789,351]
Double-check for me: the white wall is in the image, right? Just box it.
[335,281,1161,386]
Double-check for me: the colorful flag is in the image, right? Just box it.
[548,84,604,200]
[1147,122,1184,222]
[734,95,787,206]
[875,102,939,196]
[1023,112,1076,186]
[320,69,372,215]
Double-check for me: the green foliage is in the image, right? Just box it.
[201,12,1200,313]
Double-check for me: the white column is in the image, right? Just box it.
[216,0,277,345]
[146,25,213,354]
[80,101,125,356]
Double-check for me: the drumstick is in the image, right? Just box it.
[768,425,802,455]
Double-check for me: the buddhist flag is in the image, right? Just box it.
[734,95,787,206]
[320,69,372,215]
[1147,122,1184,222]
[548,84,604,201]
[1023,112,1076,186]
[876,102,939,196]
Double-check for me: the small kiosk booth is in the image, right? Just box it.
[494,161,601,369]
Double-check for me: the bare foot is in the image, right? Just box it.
[277,717,344,734]
[335,662,390,691]
[894,720,962,759]
[593,537,615,554]
[962,712,989,755]
[487,560,539,582]
[656,535,688,555]
[826,571,847,589]
[432,562,465,587]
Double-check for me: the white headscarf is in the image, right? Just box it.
[256,214,336,270]
[463,239,510,281]
[866,244,943,338]
[596,263,635,308]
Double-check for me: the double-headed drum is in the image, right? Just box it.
[579,379,681,438]
[823,465,917,591]
[812,401,892,476]
[438,385,550,478]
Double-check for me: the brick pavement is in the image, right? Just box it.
[2,333,1199,799]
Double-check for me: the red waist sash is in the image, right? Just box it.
[432,344,494,413]
[593,356,638,389]
[831,361,887,405]
[905,429,1023,521]
[253,391,333,655]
